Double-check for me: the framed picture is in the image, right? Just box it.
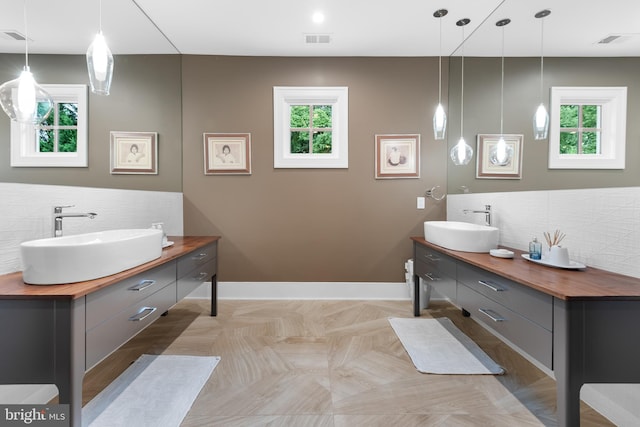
[110,131,158,174]
[476,134,523,179]
[374,134,420,179]
[204,133,251,175]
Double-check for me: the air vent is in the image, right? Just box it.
[598,35,622,44]
[0,30,26,41]
[305,34,331,44]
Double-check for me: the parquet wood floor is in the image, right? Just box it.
[82,299,614,426]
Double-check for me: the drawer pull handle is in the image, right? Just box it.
[193,272,208,281]
[424,272,440,281]
[425,254,441,262]
[478,308,506,322]
[478,280,505,292]
[192,253,208,261]
[129,306,157,322]
[128,280,156,291]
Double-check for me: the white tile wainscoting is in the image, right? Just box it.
[448,187,640,427]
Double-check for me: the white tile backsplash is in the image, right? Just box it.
[447,187,640,279]
[0,183,183,275]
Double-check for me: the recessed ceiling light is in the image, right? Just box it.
[312,11,325,24]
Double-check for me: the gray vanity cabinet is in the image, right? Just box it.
[413,244,457,315]
[177,242,217,300]
[456,263,553,369]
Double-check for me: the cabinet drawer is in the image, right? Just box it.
[415,245,456,280]
[457,263,552,331]
[177,258,216,300]
[458,284,552,369]
[86,281,177,370]
[415,260,457,302]
[86,262,176,330]
[177,243,217,279]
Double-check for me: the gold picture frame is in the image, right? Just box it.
[476,134,523,179]
[203,133,252,175]
[110,131,158,174]
[374,134,420,179]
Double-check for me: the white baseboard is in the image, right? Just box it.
[0,384,57,404]
[186,281,413,300]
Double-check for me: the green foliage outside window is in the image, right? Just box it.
[559,104,600,154]
[38,102,78,152]
[290,105,332,154]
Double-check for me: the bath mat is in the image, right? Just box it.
[389,317,504,375]
[83,354,220,427]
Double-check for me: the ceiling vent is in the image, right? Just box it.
[595,34,640,44]
[305,34,331,44]
[0,30,26,41]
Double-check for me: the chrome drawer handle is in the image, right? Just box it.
[128,279,156,291]
[424,272,440,281]
[478,280,505,292]
[128,306,157,322]
[425,254,441,262]
[193,272,208,281]
[478,308,506,322]
[192,253,208,261]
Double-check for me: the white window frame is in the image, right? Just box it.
[273,86,348,168]
[549,86,626,169]
[10,84,88,167]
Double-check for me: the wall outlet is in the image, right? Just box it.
[417,196,425,209]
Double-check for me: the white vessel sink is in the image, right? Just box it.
[424,221,499,253]
[21,229,164,285]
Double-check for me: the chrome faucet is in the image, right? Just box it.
[53,205,97,237]
[463,204,492,226]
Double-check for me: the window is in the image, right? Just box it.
[11,84,88,167]
[549,87,626,169]
[273,86,348,168]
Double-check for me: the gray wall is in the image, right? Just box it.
[447,57,640,194]
[0,54,182,192]
[181,56,447,282]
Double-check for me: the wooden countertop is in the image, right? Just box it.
[0,236,220,300]
[412,237,640,301]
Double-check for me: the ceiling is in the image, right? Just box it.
[1,0,639,57]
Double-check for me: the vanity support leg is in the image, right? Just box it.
[554,299,583,427]
[413,273,420,317]
[211,273,217,317]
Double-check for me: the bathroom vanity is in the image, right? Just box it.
[412,236,640,427]
[0,235,219,427]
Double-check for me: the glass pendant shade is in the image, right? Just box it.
[533,102,549,140]
[450,137,473,165]
[490,136,513,166]
[433,103,447,140]
[0,67,53,124]
[86,32,114,95]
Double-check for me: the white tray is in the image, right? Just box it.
[521,254,585,270]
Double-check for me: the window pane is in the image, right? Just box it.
[582,131,600,154]
[59,103,78,126]
[38,130,54,152]
[560,131,578,154]
[582,105,600,128]
[291,131,309,153]
[560,105,578,128]
[290,105,310,127]
[312,131,332,153]
[313,105,332,128]
[59,129,78,152]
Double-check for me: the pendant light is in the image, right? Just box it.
[450,18,473,166]
[86,0,114,95]
[432,9,448,140]
[491,18,513,167]
[533,9,551,140]
[0,0,53,124]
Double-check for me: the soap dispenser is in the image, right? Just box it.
[529,237,542,260]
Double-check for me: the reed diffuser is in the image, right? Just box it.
[543,229,566,248]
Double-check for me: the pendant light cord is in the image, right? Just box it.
[99,0,103,33]
[500,25,505,135]
[539,18,544,102]
[459,26,465,137]
[23,0,29,68]
[438,16,442,104]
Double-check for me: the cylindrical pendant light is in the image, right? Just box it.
[0,0,53,124]
[432,9,448,140]
[87,0,114,95]
[533,9,551,140]
[450,18,473,166]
